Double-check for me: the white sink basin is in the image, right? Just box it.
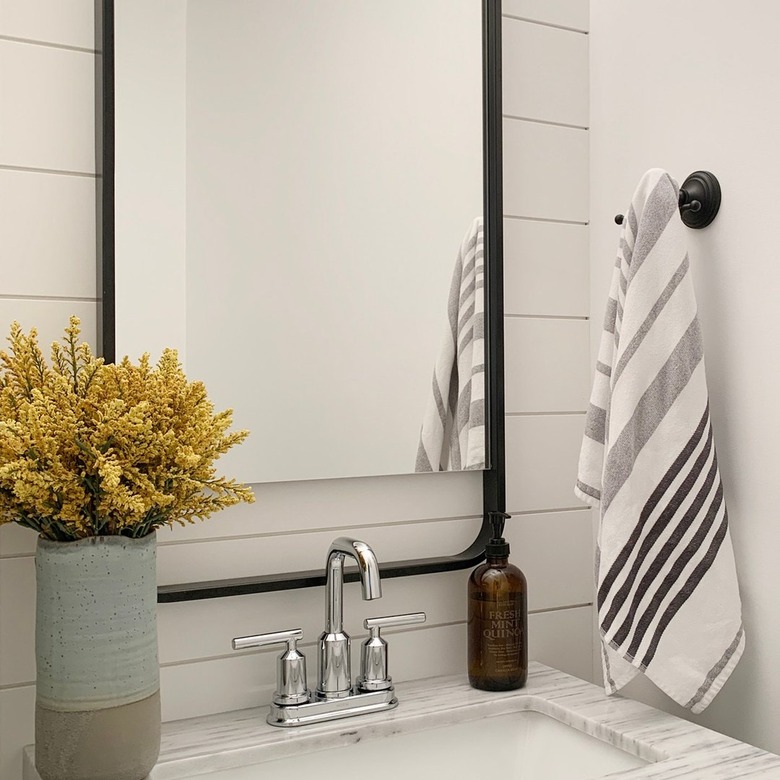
[200,709,647,779]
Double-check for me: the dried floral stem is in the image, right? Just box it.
[0,317,254,541]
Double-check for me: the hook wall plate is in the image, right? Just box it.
[679,170,721,229]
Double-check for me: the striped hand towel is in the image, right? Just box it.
[416,217,485,472]
[576,169,744,713]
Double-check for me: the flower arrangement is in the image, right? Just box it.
[0,317,254,541]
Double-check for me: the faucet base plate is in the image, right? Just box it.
[267,687,398,728]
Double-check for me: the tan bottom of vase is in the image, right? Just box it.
[35,690,161,780]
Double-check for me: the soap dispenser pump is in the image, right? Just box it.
[467,512,527,691]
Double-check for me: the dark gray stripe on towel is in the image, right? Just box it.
[613,446,719,649]
[640,504,729,669]
[597,408,710,620]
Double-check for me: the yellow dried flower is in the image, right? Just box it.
[0,317,254,541]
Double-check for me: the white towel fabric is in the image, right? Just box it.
[416,217,485,472]
[576,169,744,713]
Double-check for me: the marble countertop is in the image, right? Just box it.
[24,663,780,779]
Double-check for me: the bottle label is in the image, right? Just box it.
[480,600,523,672]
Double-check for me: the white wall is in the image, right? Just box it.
[590,0,780,754]
[0,2,591,777]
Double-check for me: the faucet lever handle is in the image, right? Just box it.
[364,612,426,633]
[232,628,303,651]
[232,628,310,706]
[358,612,426,692]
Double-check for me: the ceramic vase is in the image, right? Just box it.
[34,534,161,780]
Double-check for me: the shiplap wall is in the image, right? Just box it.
[0,2,590,776]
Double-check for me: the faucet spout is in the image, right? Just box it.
[318,538,382,699]
[325,538,381,634]
[331,537,382,598]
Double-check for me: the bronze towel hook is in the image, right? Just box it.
[614,170,721,229]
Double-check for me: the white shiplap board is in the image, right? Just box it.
[156,517,484,585]
[503,17,588,127]
[0,40,95,173]
[0,300,96,351]
[0,0,97,50]
[0,685,36,780]
[0,169,96,298]
[504,317,591,412]
[505,414,586,512]
[503,218,589,317]
[503,119,589,222]
[502,0,589,33]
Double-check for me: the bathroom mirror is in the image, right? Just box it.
[105,0,490,485]
[100,0,505,599]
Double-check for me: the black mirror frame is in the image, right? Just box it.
[98,0,505,603]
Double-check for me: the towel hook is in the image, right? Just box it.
[614,170,721,229]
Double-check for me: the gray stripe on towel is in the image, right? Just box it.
[415,441,433,472]
[603,297,618,334]
[628,175,678,282]
[612,255,690,386]
[432,372,448,431]
[601,317,704,511]
[585,404,607,444]
[576,480,601,501]
[685,625,744,710]
[596,361,612,377]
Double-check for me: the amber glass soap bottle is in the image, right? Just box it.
[468,512,527,691]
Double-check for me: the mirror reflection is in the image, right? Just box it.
[114,0,485,483]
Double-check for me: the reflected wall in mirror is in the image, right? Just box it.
[112,0,487,484]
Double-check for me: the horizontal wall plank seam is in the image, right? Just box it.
[529,603,592,615]
[160,621,470,668]
[505,411,587,417]
[503,113,589,131]
[504,313,589,321]
[0,164,99,179]
[505,506,591,517]
[0,294,99,304]
[156,514,482,547]
[501,14,588,35]
[503,214,589,226]
[0,34,98,54]
[0,680,34,691]
[503,116,588,134]
[0,508,594,559]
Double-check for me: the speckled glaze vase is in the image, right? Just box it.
[34,534,160,780]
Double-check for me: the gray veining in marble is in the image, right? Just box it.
[23,663,780,779]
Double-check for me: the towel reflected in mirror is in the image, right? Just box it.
[416,217,485,472]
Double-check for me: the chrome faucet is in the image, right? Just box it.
[232,537,425,727]
[318,538,382,699]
